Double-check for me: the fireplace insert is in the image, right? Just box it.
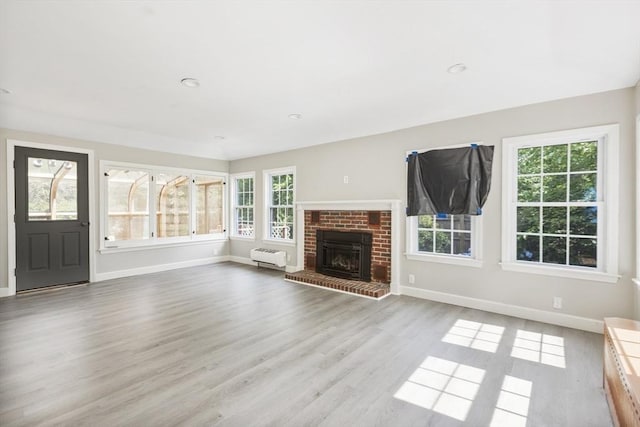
[316,230,372,281]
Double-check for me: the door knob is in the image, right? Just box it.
[81,222,90,227]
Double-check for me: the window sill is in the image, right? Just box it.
[230,236,256,242]
[100,238,227,254]
[500,261,620,283]
[262,238,296,247]
[406,252,482,268]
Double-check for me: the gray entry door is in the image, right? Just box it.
[15,146,90,291]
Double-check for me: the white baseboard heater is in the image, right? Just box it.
[250,248,287,268]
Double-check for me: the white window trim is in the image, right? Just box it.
[263,166,296,244]
[405,144,484,267]
[100,160,228,251]
[501,124,620,283]
[230,171,256,240]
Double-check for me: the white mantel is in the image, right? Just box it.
[294,200,402,295]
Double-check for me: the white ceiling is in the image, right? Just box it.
[1,1,639,161]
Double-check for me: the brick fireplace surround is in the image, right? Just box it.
[285,200,402,299]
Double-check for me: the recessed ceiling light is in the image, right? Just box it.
[213,136,225,141]
[0,88,11,94]
[447,63,467,74]
[180,78,200,88]
[288,113,302,120]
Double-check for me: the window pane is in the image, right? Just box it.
[156,174,190,238]
[569,173,597,202]
[518,147,541,175]
[237,207,254,237]
[452,215,471,231]
[435,216,451,230]
[542,175,566,202]
[569,207,597,236]
[195,176,223,235]
[542,207,566,234]
[518,176,541,202]
[106,169,149,241]
[234,176,254,237]
[453,232,471,256]
[517,235,539,262]
[418,229,433,252]
[543,144,568,173]
[569,238,597,268]
[542,236,566,265]
[570,141,597,172]
[268,172,294,240]
[517,207,540,233]
[418,215,434,228]
[28,158,78,221]
[435,231,451,254]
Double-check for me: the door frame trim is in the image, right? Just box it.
[5,139,96,296]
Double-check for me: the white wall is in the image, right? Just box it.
[634,81,640,319]
[0,128,230,291]
[230,87,636,322]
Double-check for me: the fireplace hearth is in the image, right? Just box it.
[316,230,372,282]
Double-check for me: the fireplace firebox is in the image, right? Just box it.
[316,230,372,281]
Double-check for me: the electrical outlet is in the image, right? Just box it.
[408,274,415,284]
[343,175,349,184]
[553,297,562,309]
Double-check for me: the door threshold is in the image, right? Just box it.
[17,281,89,295]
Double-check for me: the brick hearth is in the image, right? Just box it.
[284,270,390,299]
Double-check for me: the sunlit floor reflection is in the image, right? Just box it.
[394,356,485,421]
[510,330,566,368]
[442,319,505,353]
[490,375,532,427]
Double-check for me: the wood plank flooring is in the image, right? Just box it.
[0,262,612,426]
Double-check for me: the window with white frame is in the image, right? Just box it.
[231,173,255,238]
[502,124,619,282]
[264,167,295,242]
[102,162,226,248]
[407,213,481,266]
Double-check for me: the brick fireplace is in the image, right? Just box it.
[285,200,402,299]
[305,211,391,283]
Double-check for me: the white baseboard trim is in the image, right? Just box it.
[0,288,11,297]
[95,256,229,282]
[400,285,604,334]
[229,256,298,273]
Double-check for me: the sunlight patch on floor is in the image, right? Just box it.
[394,356,485,421]
[489,375,532,427]
[441,319,505,353]
[510,330,566,368]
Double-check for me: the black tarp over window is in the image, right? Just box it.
[407,145,494,216]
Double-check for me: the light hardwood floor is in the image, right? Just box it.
[0,263,612,426]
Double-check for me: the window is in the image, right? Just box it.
[231,173,255,238]
[407,214,481,267]
[264,167,295,242]
[105,168,150,242]
[418,215,472,255]
[102,162,226,249]
[27,158,78,221]
[155,173,190,238]
[195,175,224,235]
[502,124,619,282]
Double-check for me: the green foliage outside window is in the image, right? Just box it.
[516,141,598,267]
